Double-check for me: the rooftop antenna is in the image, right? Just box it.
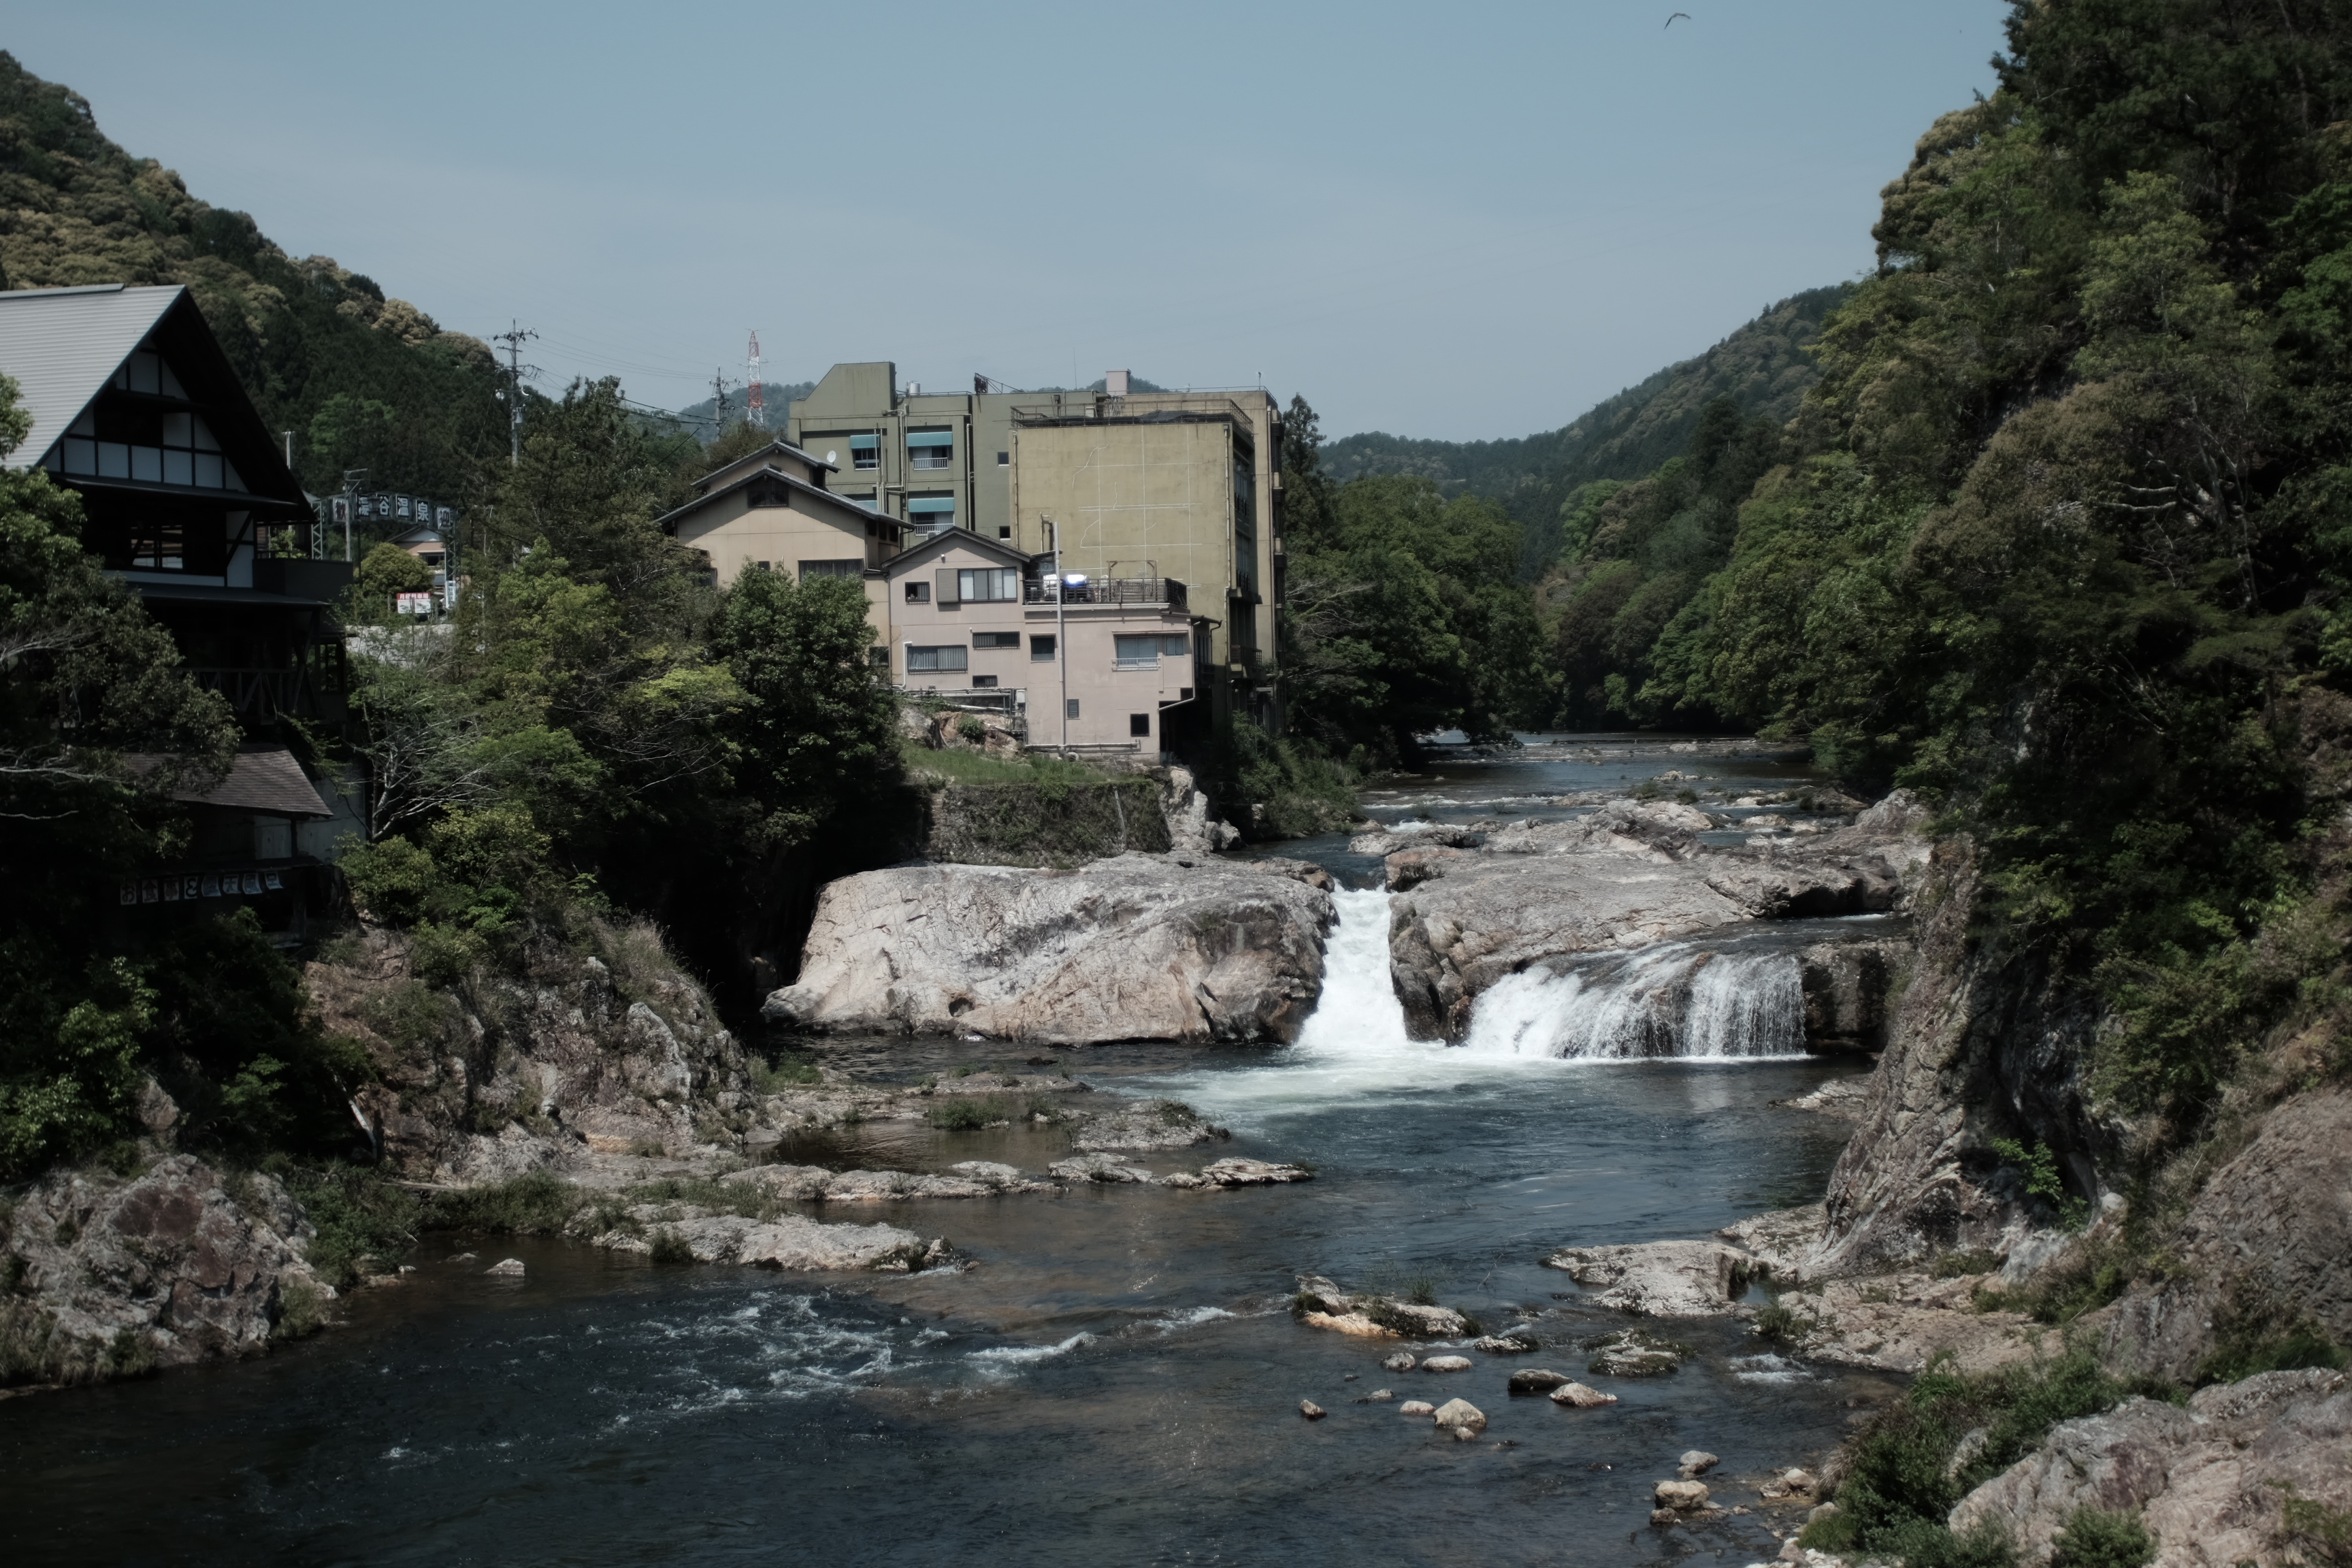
[746,331,766,429]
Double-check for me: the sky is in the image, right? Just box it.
[11,2,2010,442]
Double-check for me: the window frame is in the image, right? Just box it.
[906,644,969,674]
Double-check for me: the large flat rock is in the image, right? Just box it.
[764,853,1333,1045]
[1386,798,1925,1041]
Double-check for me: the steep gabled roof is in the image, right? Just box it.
[0,282,308,510]
[0,284,176,466]
[878,525,1034,577]
[655,460,892,537]
[691,438,838,496]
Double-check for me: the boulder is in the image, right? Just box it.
[1047,1154,1154,1185]
[1678,1450,1719,1478]
[1193,1157,1314,1186]
[764,853,1333,1045]
[1717,1205,1827,1281]
[1583,1328,1689,1377]
[1420,1354,1473,1373]
[1653,1480,1712,1512]
[1507,1368,1573,1394]
[1383,1352,1418,1372]
[1399,1400,1435,1416]
[1948,1369,2352,1568]
[1432,1397,1487,1436]
[1544,1239,1758,1316]
[1298,1399,1326,1420]
[597,1212,938,1272]
[484,1257,525,1277]
[1071,1100,1225,1152]
[1549,1382,1620,1408]
[1784,1271,2042,1375]
[1473,1333,1539,1354]
[0,1154,335,1383]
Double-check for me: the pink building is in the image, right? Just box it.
[873,529,1209,757]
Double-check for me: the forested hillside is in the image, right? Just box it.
[0,52,506,502]
[1324,287,1848,576]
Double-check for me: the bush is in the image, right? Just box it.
[749,1053,822,1092]
[648,1228,694,1266]
[1229,717,1360,838]
[927,1096,1011,1130]
[284,1162,420,1288]
[2051,1506,2157,1568]
[1812,1346,2173,1564]
[427,1169,581,1234]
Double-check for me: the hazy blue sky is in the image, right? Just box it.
[12,2,2008,441]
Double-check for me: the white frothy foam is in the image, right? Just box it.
[1462,943,1808,1062]
[967,1331,1095,1367]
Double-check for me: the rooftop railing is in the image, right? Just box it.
[1025,577,1187,610]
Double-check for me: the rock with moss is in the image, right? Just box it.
[589,1209,950,1272]
[0,1154,334,1387]
[1948,1369,2351,1567]
[1582,1328,1691,1377]
[1292,1275,1474,1339]
[310,921,752,1185]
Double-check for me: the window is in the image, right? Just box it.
[798,559,863,580]
[996,451,1009,467]
[973,632,1020,649]
[1130,713,1152,738]
[1066,698,1081,719]
[1030,635,1057,662]
[973,674,998,689]
[904,581,931,604]
[869,647,892,671]
[909,430,954,470]
[56,399,238,490]
[1114,634,1161,666]
[907,645,968,673]
[850,434,879,470]
[755,561,771,572]
[997,526,1012,540]
[126,517,186,570]
[908,497,956,530]
[957,568,1019,602]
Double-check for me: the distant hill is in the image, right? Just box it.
[1324,286,1852,575]
[0,52,507,507]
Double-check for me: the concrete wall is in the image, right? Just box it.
[674,493,888,587]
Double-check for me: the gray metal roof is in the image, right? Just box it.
[0,284,182,468]
[176,746,335,819]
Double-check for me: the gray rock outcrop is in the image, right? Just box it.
[1948,1369,2352,1567]
[311,924,751,1183]
[1544,1239,1760,1316]
[601,1211,943,1271]
[765,853,1333,1044]
[1382,796,1927,1041]
[0,1154,333,1385]
[2101,1089,2352,1383]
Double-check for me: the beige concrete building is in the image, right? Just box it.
[787,364,1284,734]
[655,440,904,587]
[875,528,1208,757]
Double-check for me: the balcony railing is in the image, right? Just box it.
[1025,576,1187,610]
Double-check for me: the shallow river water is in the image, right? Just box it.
[1,735,1893,1567]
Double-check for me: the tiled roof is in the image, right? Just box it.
[174,746,334,818]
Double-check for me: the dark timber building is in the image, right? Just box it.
[0,282,364,941]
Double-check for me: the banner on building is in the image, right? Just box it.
[395,591,434,615]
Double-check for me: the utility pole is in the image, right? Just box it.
[342,468,368,564]
[281,430,295,470]
[491,321,537,466]
[1048,516,1068,754]
[709,369,734,437]
[745,331,766,429]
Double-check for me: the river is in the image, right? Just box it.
[0,734,1893,1566]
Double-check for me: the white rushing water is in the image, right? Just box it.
[1143,887,1808,1122]
[1460,941,1808,1062]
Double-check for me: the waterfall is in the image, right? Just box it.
[1460,942,1808,1061]
[1294,886,1414,1054]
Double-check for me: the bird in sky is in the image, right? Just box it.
[1666,11,1690,25]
